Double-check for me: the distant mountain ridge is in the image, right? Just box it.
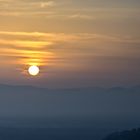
[0,83,140,92]
[0,83,140,128]
[0,84,140,140]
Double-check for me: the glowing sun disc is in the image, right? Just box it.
[28,66,39,76]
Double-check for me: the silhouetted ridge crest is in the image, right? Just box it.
[103,128,140,140]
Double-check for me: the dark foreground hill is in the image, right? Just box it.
[103,128,140,140]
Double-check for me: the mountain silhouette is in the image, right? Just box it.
[103,128,140,140]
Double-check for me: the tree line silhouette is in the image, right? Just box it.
[103,128,140,140]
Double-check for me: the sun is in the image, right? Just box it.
[28,65,40,76]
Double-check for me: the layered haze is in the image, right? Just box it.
[0,1,140,140]
[0,84,140,140]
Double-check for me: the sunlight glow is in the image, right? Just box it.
[28,66,40,76]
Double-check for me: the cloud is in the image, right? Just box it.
[0,30,139,87]
[0,31,139,67]
[69,14,94,20]
[0,0,139,26]
[0,31,139,44]
[40,1,55,8]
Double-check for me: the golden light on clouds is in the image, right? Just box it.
[0,31,57,76]
[0,30,139,83]
[0,0,139,87]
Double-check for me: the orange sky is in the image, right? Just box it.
[0,0,140,88]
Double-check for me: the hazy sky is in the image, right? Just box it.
[0,0,140,88]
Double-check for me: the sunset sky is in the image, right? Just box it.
[0,0,140,88]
